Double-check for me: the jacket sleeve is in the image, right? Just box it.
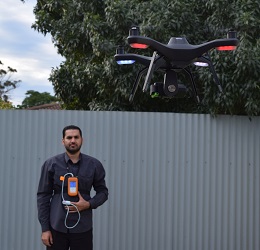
[37,160,54,232]
[88,160,108,209]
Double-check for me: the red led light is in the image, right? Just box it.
[130,43,149,49]
[216,46,237,51]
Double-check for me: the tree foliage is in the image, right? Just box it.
[0,60,21,103]
[20,90,58,108]
[32,0,260,115]
[0,99,13,109]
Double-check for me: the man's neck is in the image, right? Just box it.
[66,151,80,163]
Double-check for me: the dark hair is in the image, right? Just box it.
[62,125,82,138]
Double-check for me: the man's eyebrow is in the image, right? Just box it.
[66,135,80,138]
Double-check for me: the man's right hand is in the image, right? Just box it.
[41,230,53,247]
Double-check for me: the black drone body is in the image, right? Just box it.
[114,26,239,102]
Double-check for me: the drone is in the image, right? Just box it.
[114,26,239,103]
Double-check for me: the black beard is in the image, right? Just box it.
[65,145,81,155]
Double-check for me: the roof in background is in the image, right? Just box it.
[25,102,61,110]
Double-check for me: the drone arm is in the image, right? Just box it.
[128,35,172,57]
[195,38,239,55]
[114,54,152,66]
[174,38,239,61]
[128,35,239,63]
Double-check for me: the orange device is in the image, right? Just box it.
[68,177,78,196]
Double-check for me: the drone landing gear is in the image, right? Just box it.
[129,57,223,103]
[129,67,148,102]
[183,67,200,103]
[203,54,223,93]
[183,60,224,104]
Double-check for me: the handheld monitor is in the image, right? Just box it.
[68,177,78,196]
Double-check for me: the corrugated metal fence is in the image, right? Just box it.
[0,110,259,250]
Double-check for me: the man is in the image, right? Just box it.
[37,125,108,250]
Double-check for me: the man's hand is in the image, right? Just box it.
[41,230,53,247]
[65,191,91,212]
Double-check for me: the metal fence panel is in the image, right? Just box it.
[0,110,259,250]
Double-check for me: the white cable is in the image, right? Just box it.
[61,173,81,229]
[64,203,81,229]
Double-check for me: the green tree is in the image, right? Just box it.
[31,0,260,115]
[0,60,20,104]
[20,90,58,108]
[0,99,13,109]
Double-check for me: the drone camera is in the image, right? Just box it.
[163,70,179,97]
[150,70,188,98]
[150,82,164,98]
[150,81,187,98]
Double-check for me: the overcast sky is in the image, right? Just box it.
[0,0,63,106]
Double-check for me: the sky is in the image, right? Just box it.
[0,0,63,106]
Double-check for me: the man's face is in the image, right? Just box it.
[62,129,83,155]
